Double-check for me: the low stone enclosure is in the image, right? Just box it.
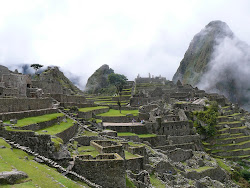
[73,153,126,188]
[71,138,145,187]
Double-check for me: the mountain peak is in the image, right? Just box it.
[172,20,233,85]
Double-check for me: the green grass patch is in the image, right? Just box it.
[117,132,137,137]
[80,131,98,136]
[78,106,109,112]
[97,109,139,116]
[0,138,88,188]
[4,113,64,127]
[138,134,157,138]
[36,118,75,135]
[186,166,214,172]
[126,175,136,188]
[216,158,232,174]
[150,174,165,188]
[51,137,64,151]
[78,146,99,157]
[128,142,145,147]
[125,151,139,159]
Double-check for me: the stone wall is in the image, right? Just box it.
[139,135,167,147]
[182,166,228,182]
[2,73,30,97]
[0,108,57,121]
[78,108,109,119]
[104,124,148,134]
[125,156,144,173]
[160,121,192,136]
[74,136,102,146]
[90,140,124,158]
[56,123,78,143]
[1,129,55,157]
[0,98,52,113]
[174,103,205,111]
[60,102,95,108]
[97,115,139,123]
[32,80,64,94]
[50,94,86,103]
[73,154,126,188]
[167,148,193,162]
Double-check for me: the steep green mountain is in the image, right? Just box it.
[85,64,114,94]
[172,20,233,85]
[173,20,250,110]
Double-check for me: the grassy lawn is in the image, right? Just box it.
[128,142,145,147]
[78,146,99,157]
[36,118,75,135]
[186,166,214,172]
[4,113,64,127]
[117,132,157,138]
[78,106,109,112]
[138,134,157,138]
[125,151,139,159]
[215,158,232,174]
[117,132,137,137]
[0,139,88,188]
[79,131,98,136]
[97,109,139,117]
[150,174,165,188]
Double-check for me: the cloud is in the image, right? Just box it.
[0,0,250,89]
[198,35,250,109]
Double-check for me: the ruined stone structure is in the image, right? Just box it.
[0,65,32,98]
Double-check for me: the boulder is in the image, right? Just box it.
[0,170,28,184]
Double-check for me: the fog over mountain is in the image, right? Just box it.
[0,1,250,90]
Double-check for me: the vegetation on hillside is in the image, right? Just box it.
[193,101,218,137]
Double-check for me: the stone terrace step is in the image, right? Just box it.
[214,135,250,145]
[217,116,235,123]
[213,133,244,139]
[218,126,247,134]
[209,140,250,151]
[155,142,195,151]
[216,121,244,130]
[222,110,234,116]
[212,148,250,157]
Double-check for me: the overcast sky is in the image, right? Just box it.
[0,0,249,89]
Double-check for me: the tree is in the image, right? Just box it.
[108,73,128,113]
[30,64,43,74]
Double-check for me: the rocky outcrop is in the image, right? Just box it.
[0,170,28,184]
[85,64,114,93]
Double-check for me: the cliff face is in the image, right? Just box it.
[173,20,233,85]
[173,20,250,109]
[85,64,114,94]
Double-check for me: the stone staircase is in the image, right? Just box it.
[204,107,250,159]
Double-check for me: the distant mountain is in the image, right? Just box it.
[85,64,114,94]
[173,20,250,109]
[33,66,83,95]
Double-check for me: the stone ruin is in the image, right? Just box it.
[0,69,245,187]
